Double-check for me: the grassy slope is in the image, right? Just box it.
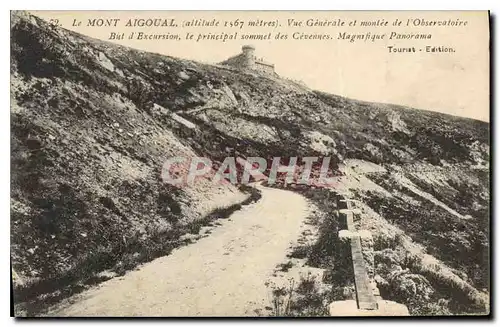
[360,168,489,313]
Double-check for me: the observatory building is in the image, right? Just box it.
[220,45,275,75]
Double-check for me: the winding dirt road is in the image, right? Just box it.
[48,185,310,317]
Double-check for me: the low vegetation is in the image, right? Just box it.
[366,171,489,291]
[267,273,329,317]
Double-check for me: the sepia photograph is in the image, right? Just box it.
[9,9,490,317]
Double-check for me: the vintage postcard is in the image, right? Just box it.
[10,10,490,317]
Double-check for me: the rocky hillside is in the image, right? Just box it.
[10,11,489,315]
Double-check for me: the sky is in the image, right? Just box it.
[31,11,490,122]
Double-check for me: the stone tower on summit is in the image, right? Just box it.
[220,45,275,75]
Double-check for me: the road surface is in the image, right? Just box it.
[47,185,310,317]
